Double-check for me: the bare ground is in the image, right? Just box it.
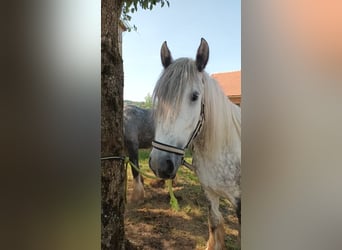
[125,163,240,250]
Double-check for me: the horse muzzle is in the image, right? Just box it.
[149,149,182,179]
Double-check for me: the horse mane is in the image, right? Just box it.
[198,73,241,158]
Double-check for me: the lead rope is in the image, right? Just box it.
[182,159,195,171]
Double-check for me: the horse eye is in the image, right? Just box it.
[191,92,199,102]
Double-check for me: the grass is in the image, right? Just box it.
[125,149,240,250]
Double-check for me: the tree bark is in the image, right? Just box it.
[101,0,125,249]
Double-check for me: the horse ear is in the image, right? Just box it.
[161,41,173,68]
[196,38,209,72]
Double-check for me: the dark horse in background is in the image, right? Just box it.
[124,105,154,204]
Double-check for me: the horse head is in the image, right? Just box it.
[149,38,209,179]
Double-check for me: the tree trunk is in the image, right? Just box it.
[101,0,125,249]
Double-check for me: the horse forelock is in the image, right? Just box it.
[152,58,201,122]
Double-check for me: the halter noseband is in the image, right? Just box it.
[151,101,205,170]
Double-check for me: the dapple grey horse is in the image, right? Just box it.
[124,105,154,204]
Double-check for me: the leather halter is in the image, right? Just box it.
[151,101,205,170]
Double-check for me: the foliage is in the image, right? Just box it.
[124,92,153,109]
[124,99,144,107]
[141,92,152,109]
[122,0,170,31]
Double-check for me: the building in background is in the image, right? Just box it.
[118,21,127,56]
[211,71,241,106]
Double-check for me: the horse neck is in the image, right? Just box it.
[193,84,241,159]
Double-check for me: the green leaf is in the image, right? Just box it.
[121,0,171,32]
[142,1,148,9]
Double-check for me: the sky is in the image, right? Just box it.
[122,0,241,101]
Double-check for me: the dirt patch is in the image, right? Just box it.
[125,166,240,250]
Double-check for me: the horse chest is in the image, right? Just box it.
[194,152,241,200]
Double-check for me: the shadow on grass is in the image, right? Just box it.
[125,149,240,250]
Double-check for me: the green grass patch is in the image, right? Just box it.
[138,148,151,161]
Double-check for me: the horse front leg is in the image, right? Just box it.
[131,170,144,205]
[128,145,144,204]
[205,190,225,250]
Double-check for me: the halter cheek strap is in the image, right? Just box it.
[151,102,205,170]
[185,102,205,149]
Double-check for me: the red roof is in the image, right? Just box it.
[211,71,241,97]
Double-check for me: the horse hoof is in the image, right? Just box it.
[130,191,144,205]
[150,179,165,188]
[130,181,145,205]
[172,175,178,187]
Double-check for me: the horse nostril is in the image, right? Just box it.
[165,159,174,174]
